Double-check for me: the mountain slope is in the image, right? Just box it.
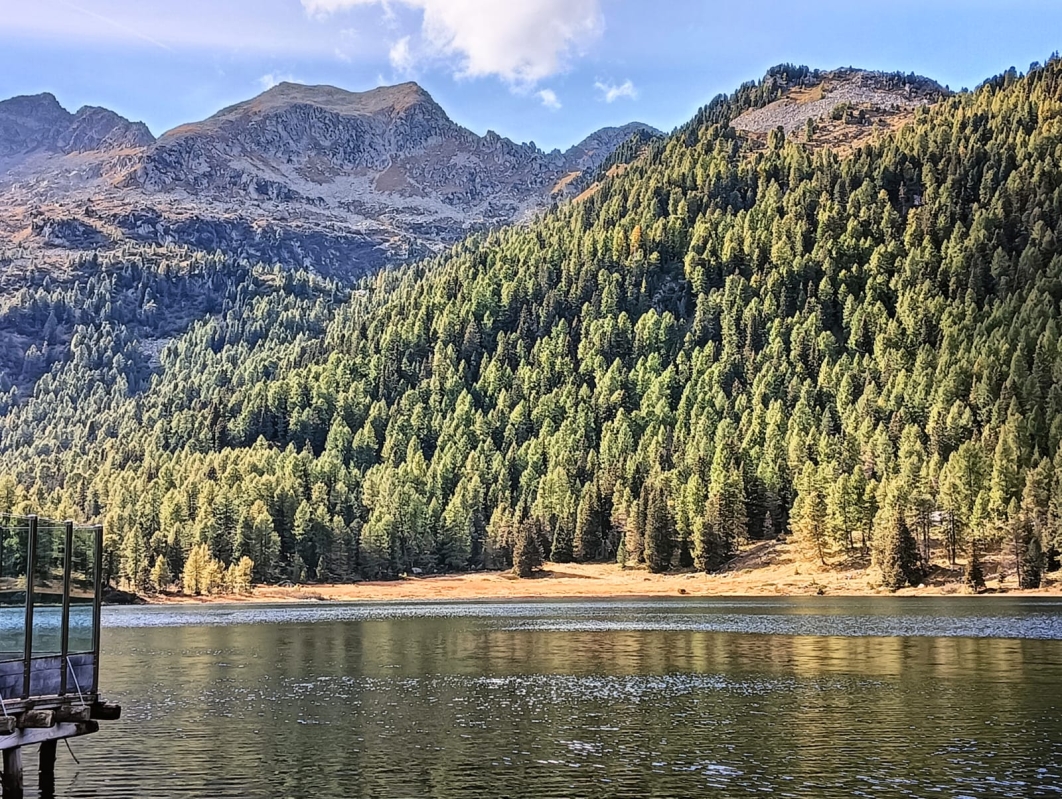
[0,82,660,279]
[0,92,154,158]
[3,60,1061,591]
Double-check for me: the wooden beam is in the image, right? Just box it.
[0,721,12,737]
[2,746,23,799]
[90,703,121,721]
[54,707,91,724]
[0,721,98,751]
[16,711,54,731]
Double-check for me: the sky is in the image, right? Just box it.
[2,0,1061,151]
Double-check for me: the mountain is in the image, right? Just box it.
[0,92,154,158]
[1,58,1060,593]
[0,81,661,277]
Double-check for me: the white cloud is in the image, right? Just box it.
[595,78,638,103]
[537,89,562,110]
[389,36,415,73]
[301,0,604,85]
[258,72,301,91]
[5,0,364,58]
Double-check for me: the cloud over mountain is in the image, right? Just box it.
[302,0,604,84]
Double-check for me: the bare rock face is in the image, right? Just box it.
[563,123,662,172]
[29,216,109,249]
[731,68,950,148]
[126,82,660,223]
[0,93,155,158]
[0,93,73,156]
[0,81,660,279]
[60,107,155,154]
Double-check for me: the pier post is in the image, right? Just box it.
[2,746,23,799]
[38,741,56,798]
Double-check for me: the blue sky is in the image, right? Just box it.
[2,0,1061,151]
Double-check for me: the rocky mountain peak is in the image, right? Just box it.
[166,80,450,140]
[732,67,950,151]
[0,79,701,278]
[0,92,72,156]
[0,92,153,158]
[565,122,664,172]
[63,106,156,153]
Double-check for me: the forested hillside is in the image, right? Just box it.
[3,59,1062,592]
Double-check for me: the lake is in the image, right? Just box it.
[35,597,1062,797]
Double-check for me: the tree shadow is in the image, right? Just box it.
[535,568,599,580]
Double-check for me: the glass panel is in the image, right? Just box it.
[31,520,66,657]
[0,515,27,661]
[68,526,98,655]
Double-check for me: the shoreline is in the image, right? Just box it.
[134,541,1062,605]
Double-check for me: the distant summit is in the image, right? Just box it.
[0,69,948,278]
[731,67,949,154]
[217,80,444,119]
[0,81,660,277]
[0,92,153,158]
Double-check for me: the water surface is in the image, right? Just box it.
[37,598,1062,797]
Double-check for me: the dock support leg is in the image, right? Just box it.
[2,747,23,799]
[38,741,56,798]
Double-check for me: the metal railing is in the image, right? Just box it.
[0,514,103,704]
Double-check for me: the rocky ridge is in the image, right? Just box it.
[0,92,154,158]
[0,82,660,279]
[731,68,950,153]
[0,69,944,280]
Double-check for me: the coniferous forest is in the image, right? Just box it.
[3,60,1062,592]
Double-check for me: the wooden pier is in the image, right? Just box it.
[0,515,119,798]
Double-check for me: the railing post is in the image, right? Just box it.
[22,515,37,700]
[91,524,104,698]
[59,521,73,696]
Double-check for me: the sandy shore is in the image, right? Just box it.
[145,540,1062,604]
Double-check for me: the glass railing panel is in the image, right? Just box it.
[68,526,98,655]
[0,515,28,661]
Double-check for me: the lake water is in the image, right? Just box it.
[35,598,1062,797]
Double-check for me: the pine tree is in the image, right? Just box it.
[965,551,986,591]
[513,519,543,578]
[148,554,172,593]
[940,442,988,565]
[1019,527,1044,589]
[644,485,674,573]
[550,522,574,564]
[573,482,603,562]
[875,512,922,591]
[791,464,829,566]
[120,526,149,591]
[626,484,648,565]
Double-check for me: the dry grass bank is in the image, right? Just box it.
[143,539,1062,605]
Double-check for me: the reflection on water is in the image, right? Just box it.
[27,598,1062,797]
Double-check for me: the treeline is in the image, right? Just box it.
[2,59,1062,591]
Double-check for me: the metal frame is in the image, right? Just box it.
[91,525,103,697]
[20,517,37,700]
[59,521,73,696]
[0,516,104,706]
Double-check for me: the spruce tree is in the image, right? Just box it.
[513,520,543,578]
[626,484,648,565]
[791,464,830,566]
[875,512,922,591]
[551,522,574,564]
[644,485,674,573]
[1020,530,1044,590]
[120,527,150,591]
[148,554,171,593]
[965,549,986,591]
[573,482,603,562]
